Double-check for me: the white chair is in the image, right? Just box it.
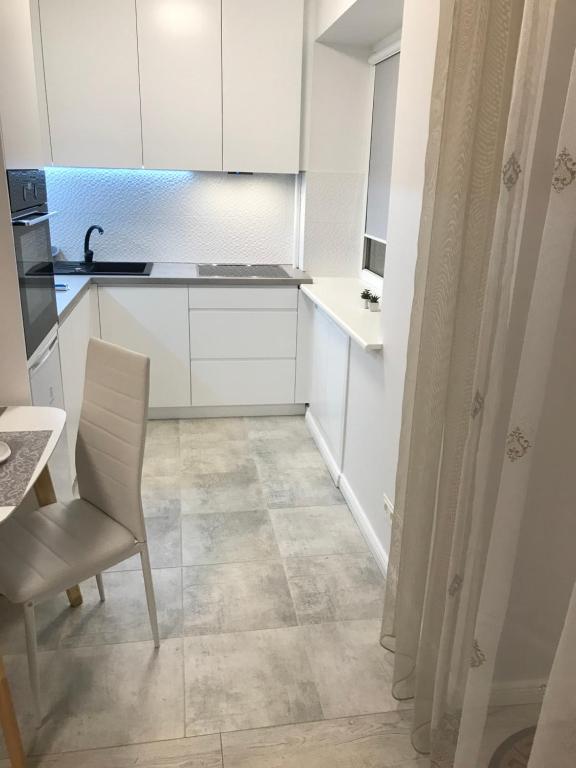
[0,338,159,725]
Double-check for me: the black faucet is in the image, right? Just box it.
[84,225,104,263]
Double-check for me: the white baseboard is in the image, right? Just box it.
[339,473,389,576]
[149,404,306,419]
[304,409,341,484]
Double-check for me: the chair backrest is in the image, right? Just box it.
[75,338,150,542]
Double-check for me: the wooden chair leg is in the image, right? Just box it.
[0,655,26,768]
[33,467,83,608]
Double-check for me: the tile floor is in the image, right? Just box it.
[0,416,421,767]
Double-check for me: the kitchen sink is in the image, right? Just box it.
[197,264,290,278]
[28,261,153,276]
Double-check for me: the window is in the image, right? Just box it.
[363,52,400,277]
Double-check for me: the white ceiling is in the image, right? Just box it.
[318,0,404,50]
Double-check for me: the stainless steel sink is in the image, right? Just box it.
[197,264,290,278]
[28,261,153,276]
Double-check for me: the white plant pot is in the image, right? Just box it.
[363,299,370,309]
[369,303,380,312]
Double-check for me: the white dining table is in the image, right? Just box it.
[0,406,66,523]
[0,406,82,768]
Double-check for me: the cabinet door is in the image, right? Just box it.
[137,0,222,171]
[0,2,50,169]
[99,287,190,408]
[39,0,142,168]
[309,306,350,468]
[59,290,93,483]
[222,0,304,172]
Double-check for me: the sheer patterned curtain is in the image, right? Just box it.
[381,0,576,766]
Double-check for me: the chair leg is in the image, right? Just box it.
[95,573,106,602]
[140,546,160,649]
[23,603,42,728]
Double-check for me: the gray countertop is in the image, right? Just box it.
[54,263,312,323]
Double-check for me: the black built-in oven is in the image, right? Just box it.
[7,169,59,359]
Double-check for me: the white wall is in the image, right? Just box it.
[45,168,297,265]
[300,0,373,277]
[379,0,441,503]
[0,130,31,404]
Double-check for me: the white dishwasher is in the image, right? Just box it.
[28,328,73,502]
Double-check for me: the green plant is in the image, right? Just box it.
[361,288,372,300]
[369,294,380,303]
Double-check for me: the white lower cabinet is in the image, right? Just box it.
[189,310,297,359]
[297,293,350,472]
[188,286,298,407]
[58,287,100,482]
[98,286,191,408]
[191,359,295,406]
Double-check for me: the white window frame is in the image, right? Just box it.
[360,34,401,286]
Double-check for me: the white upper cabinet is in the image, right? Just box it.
[0,2,50,169]
[222,0,304,173]
[39,0,142,168]
[137,0,222,171]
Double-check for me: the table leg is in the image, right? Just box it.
[0,656,26,768]
[33,467,83,608]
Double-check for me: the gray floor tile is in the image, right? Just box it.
[184,627,323,736]
[2,639,185,756]
[143,439,180,478]
[284,554,384,624]
[141,475,181,514]
[180,467,265,514]
[182,510,279,565]
[270,506,368,557]
[146,419,181,444]
[0,735,223,767]
[183,562,297,635]
[221,711,422,768]
[59,568,182,647]
[304,620,404,720]
[259,465,343,509]
[180,418,248,446]
[0,596,68,655]
[180,443,251,476]
[244,416,310,442]
[250,437,325,471]
[109,508,182,571]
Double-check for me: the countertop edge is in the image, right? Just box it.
[300,282,383,352]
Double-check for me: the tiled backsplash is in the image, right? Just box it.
[301,171,367,276]
[45,168,297,264]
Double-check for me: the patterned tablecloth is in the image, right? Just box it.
[0,430,52,508]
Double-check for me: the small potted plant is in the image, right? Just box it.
[361,288,372,309]
[369,294,380,312]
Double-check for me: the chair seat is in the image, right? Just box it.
[0,499,139,604]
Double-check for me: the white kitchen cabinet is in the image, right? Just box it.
[137,0,222,171]
[99,286,190,408]
[0,1,50,169]
[299,293,350,475]
[189,310,297,359]
[39,0,142,168]
[191,359,295,406]
[58,288,100,483]
[222,0,304,172]
[189,286,297,310]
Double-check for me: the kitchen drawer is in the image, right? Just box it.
[188,286,298,310]
[191,359,295,405]
[189,310,296,359]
